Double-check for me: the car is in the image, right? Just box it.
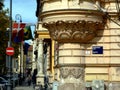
[11,77,19,87]
[0,77,8,90]
[0,77,8,85]
[2,74,19,87]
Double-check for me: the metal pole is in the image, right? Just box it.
[15,14,22,85]
[9,0,12,44]
[7,0,12,90]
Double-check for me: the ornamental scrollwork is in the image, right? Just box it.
[43,20,103,42]
[71,68,84,79]
[60,67,84,79]
[60,68,70,78]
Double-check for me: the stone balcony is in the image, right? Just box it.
[40,0,107,43]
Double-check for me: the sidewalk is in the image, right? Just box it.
[13,85,52,90]
[13,86,34,90]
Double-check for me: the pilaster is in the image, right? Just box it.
[32,40,37,73]
[36,39,44,85]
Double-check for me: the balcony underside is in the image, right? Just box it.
[41,9,106,43]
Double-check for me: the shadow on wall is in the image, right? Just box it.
[83,30,104,48]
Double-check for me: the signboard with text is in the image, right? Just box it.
[92,46,103,54]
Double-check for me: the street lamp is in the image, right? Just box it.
[15,14,22,23]
[15,14,23,85]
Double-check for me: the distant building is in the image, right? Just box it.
[26,45,33,69]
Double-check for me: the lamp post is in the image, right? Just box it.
[15,14,23,85]
[7,0,12,90]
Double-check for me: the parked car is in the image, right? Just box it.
[0,77,8,90]
[11,77,19,87]
[2,74,19,87]
[0,77,8,85]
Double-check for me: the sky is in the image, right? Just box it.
[4,0,37,24]
[4,0,38,44]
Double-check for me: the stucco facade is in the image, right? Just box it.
[35,0,120,90]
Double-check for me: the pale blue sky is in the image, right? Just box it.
[4,0,37,43]
[4,0,37,24]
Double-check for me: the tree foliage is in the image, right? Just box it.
[0,0,20,74]
[0,0,4,10]
[0,1,9,63]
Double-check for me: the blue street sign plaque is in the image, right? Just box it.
[92,46,103,54]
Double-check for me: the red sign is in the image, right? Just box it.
[6,47,14,56]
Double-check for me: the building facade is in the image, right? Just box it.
[35,0,120,90]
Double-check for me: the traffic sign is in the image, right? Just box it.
[6,47,14,56]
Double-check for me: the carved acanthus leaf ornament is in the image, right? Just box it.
[43,20,104,43]
[60,67,84,80]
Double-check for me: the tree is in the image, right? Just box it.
[0,0,20,74]
[0,0,4,10]
[0,1,9,70]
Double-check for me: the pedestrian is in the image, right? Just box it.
[44,76,49,90]
[18,73,22,85]
[27,74,32,86]
[32,69,37,88]
[32,75,36,88]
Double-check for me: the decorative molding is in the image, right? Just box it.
[43,20,104,42]
[60,67,84,79]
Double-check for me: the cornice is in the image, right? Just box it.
[41,0,107,3]
[35,30,50,39]
[40,9,104,18]
[54,64,120,68]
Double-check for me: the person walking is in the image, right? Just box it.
[32,69,37,88]
[27,74,32,86]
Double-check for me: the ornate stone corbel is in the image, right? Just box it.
[43,20,103,42]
